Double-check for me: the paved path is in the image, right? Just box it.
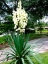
[0,37,48,63]
[0,48,11,63]
[29,37,48,53]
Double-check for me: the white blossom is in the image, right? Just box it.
[13,0,28,32]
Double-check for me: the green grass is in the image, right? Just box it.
[0,36,6,44]
[0,52,48,64]
[0,35,12,45]
[0,61,11,64]
[42,30,48,33]
[36,29,48,34]
[41,52,48,64]
[31,52,48,64]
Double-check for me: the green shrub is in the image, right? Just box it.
[0,36,6,44]
[5,33,42,64]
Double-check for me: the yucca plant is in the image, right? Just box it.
[6,33,42,64]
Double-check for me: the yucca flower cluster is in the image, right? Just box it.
[13,0,28,32]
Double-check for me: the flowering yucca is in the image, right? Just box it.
[13,0,28,32]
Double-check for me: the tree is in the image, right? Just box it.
[22,0,48,20]
[22,0,48,29]
[45,22,48,27]
[0,0,48,33]
[37,21,44,34]
[0,16,14,33]
[0,0,18,16]
[0,0,48,19]
[3,15,14,32]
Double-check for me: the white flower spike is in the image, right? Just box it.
[13,0,28,32]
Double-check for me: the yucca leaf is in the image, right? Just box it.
[21,58,26,64]
[19,35,24,53]
[12,34,24,56]
[11,34,20,55]
[10,60,16,64]
[32,54,43,64]
[24,50,30,56]
[5,33,42,64]
[22,43,30,55]
[26,56,34,64]
[7,52,15,57]
[25,43,30,51]
[23,34,30,49]
[10,49,16,55]
[6,35,16,52]
[6,53,15,60]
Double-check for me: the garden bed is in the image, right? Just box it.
[0,43,9,50]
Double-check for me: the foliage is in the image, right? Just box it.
[0,35,11,45]
[0,23,4,34]
[22,0,48,19]
[0,0,48,21]
[37,21,44,33]
[26,19,35,28]
[4,16,14,32]
[0,35,6,44]
[4,15,13,22]
[0,33,48,46]
[45,22,48,27]
[5,33,42,64]
[0,0,48,33]
[29,33,43,40]
[0,15,14,33]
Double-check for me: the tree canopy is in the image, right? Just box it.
[0,0,48,33]
[22,0,48,19]
[0,0,48,19]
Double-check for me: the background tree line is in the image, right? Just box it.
[0,0,48,34]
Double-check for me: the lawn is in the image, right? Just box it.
[0,35,12,49]
[31,52,48,64]
[0,34,12,45]
[0,52,48,64]
[36,29,48,34]
[42,30,48,33]
[0,35,6,44]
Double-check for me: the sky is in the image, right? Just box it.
[41,16,48,23]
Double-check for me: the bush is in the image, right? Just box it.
[5,33,42,64]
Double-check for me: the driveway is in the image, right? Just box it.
[29,37,48,53]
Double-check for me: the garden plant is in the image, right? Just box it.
[5,0,43,64]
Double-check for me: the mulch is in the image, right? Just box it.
[0,43,9,49]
